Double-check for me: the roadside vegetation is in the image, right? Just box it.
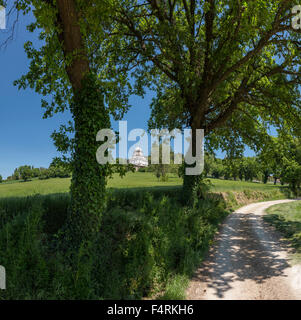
[0,186,228,299]
[0,171,290,300]
[264,201,301,264]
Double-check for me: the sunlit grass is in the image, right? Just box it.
[265,201,301,264]
[0,171,284,198]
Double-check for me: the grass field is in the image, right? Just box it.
[264,201,301,263]
[0,172,284,198]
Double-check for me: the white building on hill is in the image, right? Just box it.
[129,147,148,171]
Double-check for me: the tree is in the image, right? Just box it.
[12,168,20,180]
[259,136,289,184]
[18,165,32,182]
[281,138,301,194]
[243,157,262,182]
[108,0,301,202]
[150,141,170,181]
[262,167,272,184]
[203,153,215,177]
[32,167,41,178]
[211,159,224,179]
[12,0,131,248]
[0,175,2,183]
[283,161,301,195]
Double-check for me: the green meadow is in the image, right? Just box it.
[0,172,284,198]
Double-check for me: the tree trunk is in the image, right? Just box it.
[182,119,203,205]
[68,76,110,247]
[55,0,110,247]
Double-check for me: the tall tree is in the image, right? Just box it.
[12,0,132,247]
[106,0,301,202]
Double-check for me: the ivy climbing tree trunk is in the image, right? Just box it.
[69,76,110,247]
[182,116,203,205]
[54,0,110,247]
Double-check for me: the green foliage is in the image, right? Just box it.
[211,159,225,179]
[18,165,33,182]
[282,162,301,196]
[259,137,301,194]
[86,192,227,299]
[0,176,289,300]
[0,175,2,183]
[66,73,112,249]
[0,201,50,299]
[0,187,227,300]
[103,0,301,149]
[38,166,71,180]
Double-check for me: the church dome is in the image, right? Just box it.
[129,147,148,167]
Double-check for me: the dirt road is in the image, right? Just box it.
[186,199,301,300]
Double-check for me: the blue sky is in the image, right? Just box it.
[0,8,256,180]
[0,10,155,179]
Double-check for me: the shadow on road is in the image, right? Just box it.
[191,211,291,298]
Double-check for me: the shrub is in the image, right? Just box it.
[94,193,227,299]
[0,187,228,299]
[0,202,50,299]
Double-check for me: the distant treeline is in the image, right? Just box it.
[139,155,272,183]
[4,162,71,182]
[138,137,301,194]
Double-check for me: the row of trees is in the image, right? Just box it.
[258,137,301,192]
[6,163,71,182]
[143,154,283,184]
[141,136,301,190]
[203,155,262,182]
[204,137,301,192]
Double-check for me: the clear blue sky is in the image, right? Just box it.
[0,9,256,180]
[0,10,155,179]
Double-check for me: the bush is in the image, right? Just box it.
[0,202,50,299]
[94,192,227,299]
[0,194,70,235]
[0,187,228,299]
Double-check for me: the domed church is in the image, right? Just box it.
[129,147,148,171]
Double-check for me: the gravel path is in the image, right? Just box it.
[186,199,301,300]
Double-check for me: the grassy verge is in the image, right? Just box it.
[264,201,301,264]
[216,189,289,210]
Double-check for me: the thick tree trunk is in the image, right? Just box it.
[55,0,110,246]
[182,118,203,205]
[56,0,89,92]
[68,76,110,247]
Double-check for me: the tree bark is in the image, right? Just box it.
[54,0,110,247]
[182,115,203,204]
[56,0,89,91]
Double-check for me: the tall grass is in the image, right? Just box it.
[0,187,227,300]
